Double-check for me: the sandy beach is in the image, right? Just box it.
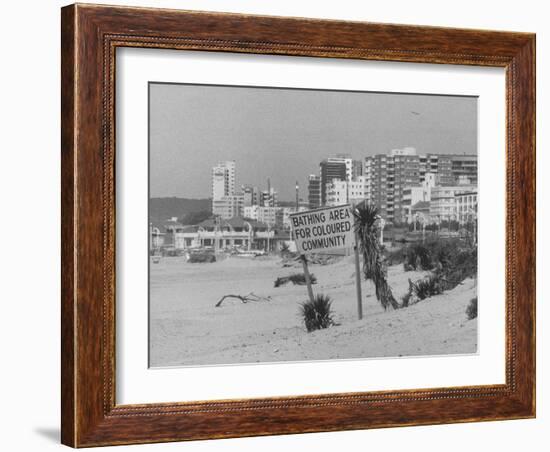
[149,254,477,367]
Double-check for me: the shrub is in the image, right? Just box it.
[438,248,477,290]
[300,294,334,332]
[405,244,432,271]
[399,239,477,307]
[435,247,452,270]
[466,297,478,320]
[274,273,317,287]
[188,253,216,263]
[405,274,444,302]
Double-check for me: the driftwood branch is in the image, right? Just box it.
[215,292,272,307]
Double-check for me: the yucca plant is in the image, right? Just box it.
[353,202,399,310]
[300,294,334,332]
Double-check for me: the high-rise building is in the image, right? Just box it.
[352,159,363,180]
[450,154,478,185]
[419,153,453,185]
[307,174,321,209]
[211,161,236,202]
[242,184,259,207]
[320,158,347,206]
[349,176,367,205]
[325,180,348,206]
[211,161,238,218]
[325,177,367,207]
[364,148,477,224]
[260,187,278,207]
[364,148,420,223]
[331,154,363,182]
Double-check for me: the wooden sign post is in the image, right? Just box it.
[289,205,361,318]
[353,230,363,320]
[300,254,316,304]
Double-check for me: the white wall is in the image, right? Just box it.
[0,1,546,451]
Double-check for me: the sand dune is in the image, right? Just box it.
[149,255,477,367]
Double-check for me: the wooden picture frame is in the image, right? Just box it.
[61,3,535,447]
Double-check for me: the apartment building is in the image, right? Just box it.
[307,174,321,209]
[364,148,477,224]
[325,177,367,206]
[211,161,236,200]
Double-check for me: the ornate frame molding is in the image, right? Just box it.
[62,4,535,447]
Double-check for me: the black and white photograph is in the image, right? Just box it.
[148,83,479,367]
[2,0,543,450]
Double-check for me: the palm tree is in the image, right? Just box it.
[353,202,399,310]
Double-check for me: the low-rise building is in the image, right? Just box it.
[257,206,283,226]
[173,217,275,251]
[455,189,478,224]
[243,205,259,221]
[244,205,284,227]
[402,173,436,223]
[429,184,475,222]
[410,201,431,224]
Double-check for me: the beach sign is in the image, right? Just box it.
[290,204,363,320]
[289,204,354,254]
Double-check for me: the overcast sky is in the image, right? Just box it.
[149,83,477,200]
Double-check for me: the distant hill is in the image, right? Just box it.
[149,197,211,224]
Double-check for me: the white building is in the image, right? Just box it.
[260,187,278,207]
[257,206,283,226]
[244,205,284,226]
[211,161,239,218]
[348,176,367,204]
[211,161,236,201]
[402,172,437,222]
[212,194,244,219]
[430,184,476,222]
[325,177,366,206]
[242,184,259,207]
[455,189,478,224]
[243,205,259,220]
[175,218,275,251]
[325,179,348,206]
